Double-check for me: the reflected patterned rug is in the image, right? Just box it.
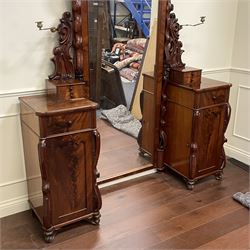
[101,105,141,138]
[233,192,250,208]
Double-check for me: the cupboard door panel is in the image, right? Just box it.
[40,131,94,225]
[194,106,226,175]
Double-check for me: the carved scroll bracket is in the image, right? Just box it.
[49,12,74,80]
[165,1,185,73]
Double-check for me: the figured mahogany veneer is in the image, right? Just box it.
[20,97,101,242]
[169,67,202,88]
[46,79,90,100]
[151,0,233,190]
[163,78,232,189]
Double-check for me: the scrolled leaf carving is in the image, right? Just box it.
[49,12,74,80]
[165,1,185,70]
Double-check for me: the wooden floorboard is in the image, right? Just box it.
[197,225,250,249]
[1,162,249,249]
[97,119,150,182]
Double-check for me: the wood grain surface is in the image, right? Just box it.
[1,161,249,249]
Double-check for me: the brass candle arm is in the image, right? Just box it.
[181,16,206,28]
[35,21,58,33]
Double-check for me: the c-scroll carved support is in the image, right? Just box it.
[189,143,198,179]
[91,129,102,225]
[220,103,232,171]
[38,139,55,241]
[156,130,167,171]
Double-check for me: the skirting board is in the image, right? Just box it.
[0,169,156,218]
[224,144,250,166]
[0,195,30,218]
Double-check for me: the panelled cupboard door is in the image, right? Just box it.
[38,130,95,226]
[193,105,226,176]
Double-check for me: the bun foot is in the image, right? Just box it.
[44,229,56,243]
[215,172,223,181]
[90,211,101,225]
[31,210,36,218]
[156,166,165,172]
[139,149,145,157]
[186,180,195,190]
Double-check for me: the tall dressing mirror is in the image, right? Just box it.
[81,0,156,183]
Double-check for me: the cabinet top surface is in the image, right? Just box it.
[46,79,87,86]
[170,77,232,92]
[143,71,155,78]
[200,77,232,89]
[19,95,98,116]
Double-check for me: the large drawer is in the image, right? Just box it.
[40,110,95,137]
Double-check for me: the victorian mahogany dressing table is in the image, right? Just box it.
[19,0,231,243]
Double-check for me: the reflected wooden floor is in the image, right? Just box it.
[1,161,249,249]
[97,119,151,183]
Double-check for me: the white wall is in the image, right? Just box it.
[0,0,71,217]
[150,0,238,79]
[224,0,250,165]
[173,0,238,71]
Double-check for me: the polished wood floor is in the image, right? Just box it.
[1,162,249,249]
[97,119,151,182]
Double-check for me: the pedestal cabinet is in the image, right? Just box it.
[20,95,102,242]
[163,78,232,189]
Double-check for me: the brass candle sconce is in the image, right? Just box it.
[35,21,58,32]
[181,16,206,28]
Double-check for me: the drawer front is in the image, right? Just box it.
[57,84,89,100]
[170,69,201,88]
[182,74,201,88]
[40,111,95,137]
[199,88,229,107]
